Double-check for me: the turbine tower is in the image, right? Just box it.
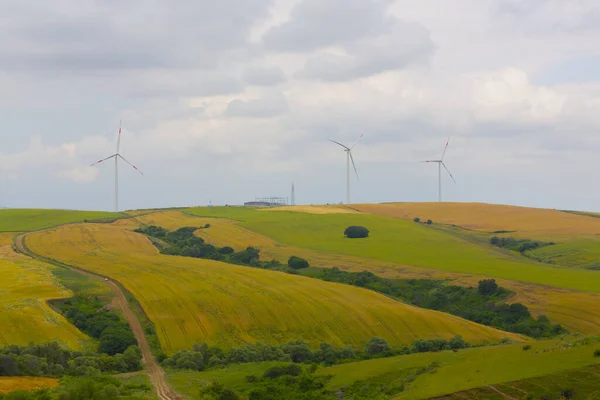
[90,121,143,212]
[422,136,455,202]
[291,182,296,206]
[330,134,363,204]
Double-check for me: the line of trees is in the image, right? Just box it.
[490,236,555,253]
[161,335,472,372]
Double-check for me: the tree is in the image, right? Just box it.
[344,226,369,239]
[99,327,137,356]
[426,219,433,225]
[288,256,309,269]
[219,246,235,255]
[413,217,421,223]
[478,279,498,296]
[364,337,390,356]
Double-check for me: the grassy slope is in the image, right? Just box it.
[0,209,123,232]
[25,223,522,354]
[134,211,600,336]
[184,207,600,294]
[434,364,600,400]
[317,337,600,399]
[0,377,59,394]
[0,233,87,348]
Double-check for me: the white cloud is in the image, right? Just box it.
[58,166,98,183]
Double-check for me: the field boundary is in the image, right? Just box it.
[14,231,181,400]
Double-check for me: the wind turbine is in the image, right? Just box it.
[329,134,363,204]
[422,136,455,202]
[90,121,143,212]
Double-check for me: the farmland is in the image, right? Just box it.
[165,337,600,399]
[0,208,123,232]
[25,222,522,354]
[184,206,600,294]
[318,336,600,399]
[0,377,59,394]
[0,233,87,348]
[134,210,600,335]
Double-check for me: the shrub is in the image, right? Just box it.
[478,279,498,296]
[426,219,432,225]
[413,217,420,223]
[561,388,574,399]
[219,246,235,255]
[594,349,600,357]
[364,337,390,356]
[288,256,309,270]
[522,344,532,351]
[344,226,369,239]
[204,223,211,228]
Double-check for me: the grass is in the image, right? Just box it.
[137,211,600,336]
[0,377,60,394]
[168,362,286,397]
[0,209,123,232]
[0,233,88,348]
[25,222,523,354]
[434,364,600,399]
[316,336,600,399]
[528,238,600,270]
[184,207,600,295]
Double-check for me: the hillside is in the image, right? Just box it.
[25,222,523,354]
[0,208,123,232]
[0,233,87,348]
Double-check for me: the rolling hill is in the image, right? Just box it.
[25,222,523,354]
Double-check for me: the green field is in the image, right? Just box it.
[318,337,600,399]
[165,337,600,399]
[434,364,600,399]
[184,207,600,294]
[529,239,600,270]
[0,209,123,232]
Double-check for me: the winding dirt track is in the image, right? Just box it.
[15,233,181,400]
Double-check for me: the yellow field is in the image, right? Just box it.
[260,205,358,214]
[25,223,523,354]
[0,377,59,394]
[355,203,600,238]
[134,211,600,336]
[0,233,87,348]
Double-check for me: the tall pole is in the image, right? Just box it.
[438,162,441,202]
[346,151,350,204]
[115,156,119,212]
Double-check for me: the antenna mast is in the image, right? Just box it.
[291,182,296,206]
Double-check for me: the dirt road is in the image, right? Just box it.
[15,234,181,400]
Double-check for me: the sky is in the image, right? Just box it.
[1,0,600,212]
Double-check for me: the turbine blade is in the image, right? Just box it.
[90,154,117,167]
[441,136,451,160]
[349,151,359,181]
[442,162,456,183]
[350,133,365,149]
[329,139,350,150]
[117,120,122,153]
[118,154,144,175]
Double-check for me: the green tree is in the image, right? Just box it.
[344,226,370,239]
[364,337,390,356]
[287,256,309,270]
[478,279,498,296]
[99,327,137,356]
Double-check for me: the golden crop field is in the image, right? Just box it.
[25,223,523,354]
[0,377,59,394]
[135,211,600,335]
[354,202,600,239]
[0,233,87,348]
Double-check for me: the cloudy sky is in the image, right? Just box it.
[1,0,599,211]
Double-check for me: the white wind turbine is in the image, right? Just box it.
[422,136,455,202]
[329,133,363,204]
[90,121,143,212]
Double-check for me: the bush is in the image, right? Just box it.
[288,256,309,270]
[364,337,390,356]
[204,223,211,228]
[426,219,432,225]
[522,344,532,351]
[219,246,235,255]
[594,349,600,357]
[478,279,498,296]
[413,217,420,223]
[263,364,302,379]
[561,388,574,399]
[344,226,369,239]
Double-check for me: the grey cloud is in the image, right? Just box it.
[263,0,394,51]
[298,22,434,81]
[225,93,289,118]
[0,0,272,73]
[242,66,287,86]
